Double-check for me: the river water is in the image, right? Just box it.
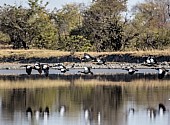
[0,69,169,125]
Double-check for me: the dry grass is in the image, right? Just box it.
[0,49,70,58]
[0,49,170,58]
[75,79,170,88]
[0,78,170,89]
[0,79,70,89]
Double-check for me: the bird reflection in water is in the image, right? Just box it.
[128,108,135,116]
[59,105,66,117]
[26,106,49,121]
[84,108,92,125]
[83,108,101,125]
[147,103,166,119]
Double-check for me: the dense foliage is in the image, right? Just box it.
[0,0,170,51]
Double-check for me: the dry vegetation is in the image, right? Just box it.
[0,49,170,59]
[0,78,170,89]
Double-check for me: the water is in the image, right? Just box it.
[0,71,170,125]
[0,68,160,75]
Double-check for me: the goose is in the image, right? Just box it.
[155,67,169,79]
[95,57,106,65]
[78,67,93,75]
[52,63,69,73]
[59,65,69,73]
[33,62,42,74]
[42,64,50,77]
[143,56,157,66]
[122,66,138,75]
[26,65,33,75]
[20,65,33,75]
[81,53,95,62]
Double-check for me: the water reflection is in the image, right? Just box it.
[0,75,169,125]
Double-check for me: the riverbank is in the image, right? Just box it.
[1,49,170,62]
[0,49,170,69]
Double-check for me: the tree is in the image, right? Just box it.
[25,0,58,49]
[0,0,57,49]
[82,0,127,51]
[130,0,170,50]
[50,3,85,50]
[0,5,31,49]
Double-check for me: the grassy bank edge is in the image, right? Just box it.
[0,49,170,58]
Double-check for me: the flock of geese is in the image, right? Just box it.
[21,53,170,79]
[23,53,169,123]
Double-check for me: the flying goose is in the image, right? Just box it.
[53,63,75,73]
[78,66,93,75]
[122,66,138,75]
[33,62,42,74]
[41,64,50,77]
[143,56,158,66]
[94,57,106,65]
[20,65,33,75]
[81,53,95,62]
[155,67,169,79]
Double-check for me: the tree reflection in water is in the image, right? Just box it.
[0,74,169,125]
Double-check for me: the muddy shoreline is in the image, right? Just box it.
[0,54,169,69]
[1,54,170,63]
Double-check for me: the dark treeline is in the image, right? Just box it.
[0,0,170,51]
